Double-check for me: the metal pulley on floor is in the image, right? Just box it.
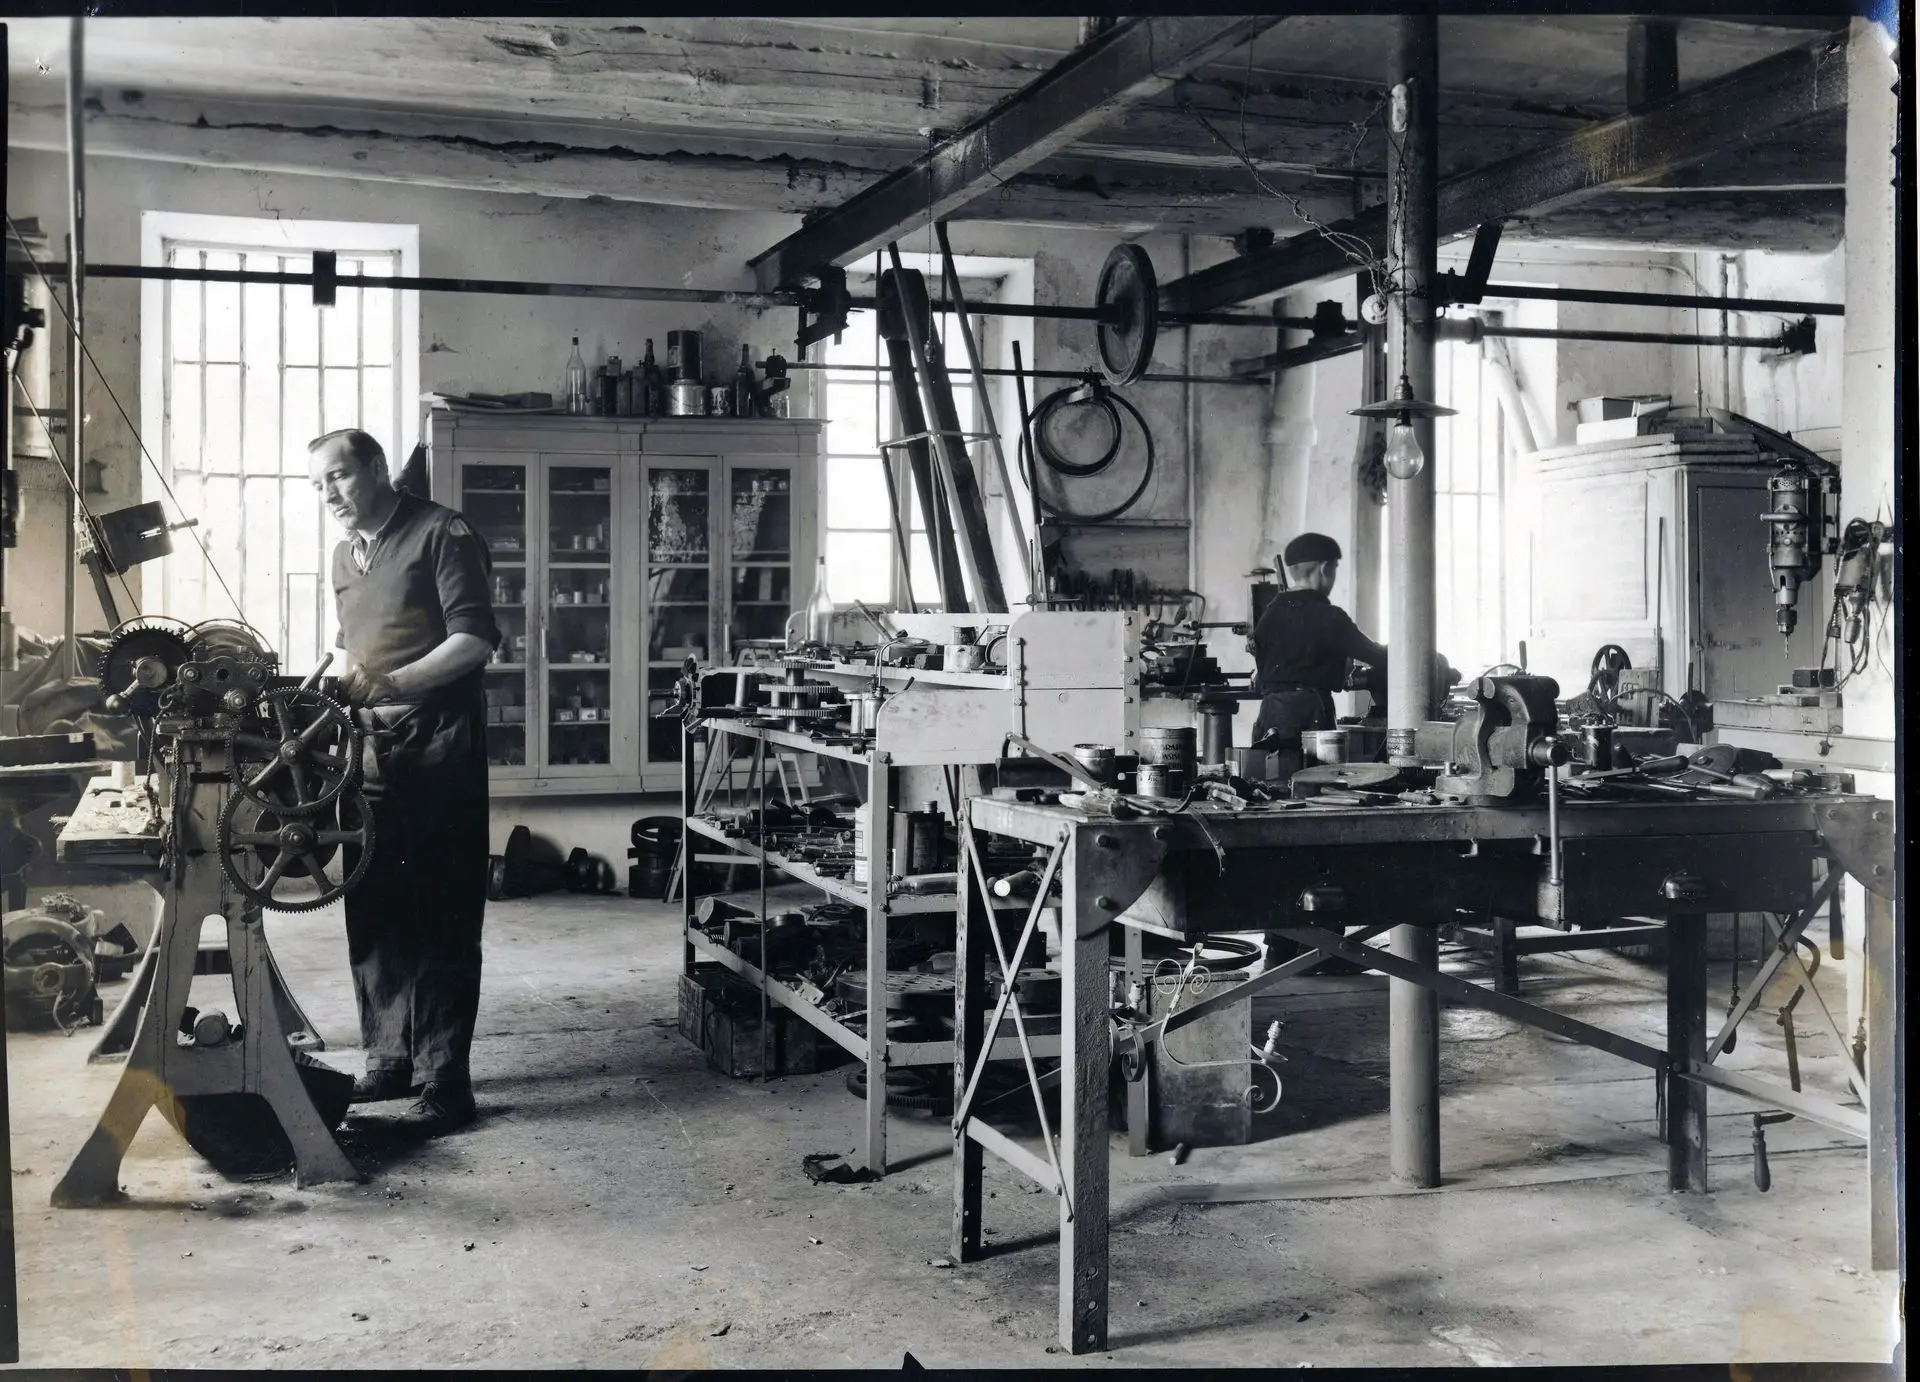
[1094,243,1158,386]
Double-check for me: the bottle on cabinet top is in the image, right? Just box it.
[732,345,757,419]
[642,340,666,416]
[565,337,588,416]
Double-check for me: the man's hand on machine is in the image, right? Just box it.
[338,662,402,706]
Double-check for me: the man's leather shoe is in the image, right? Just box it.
[394,1080,477,1135]
[350,1066,418,1103]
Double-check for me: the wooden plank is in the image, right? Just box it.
[1058,831,1110,1355]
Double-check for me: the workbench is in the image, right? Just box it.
[950,789,1897,1354]
[0,760,121,907]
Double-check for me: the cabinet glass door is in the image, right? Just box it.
[726,463,795,661]
[643,459,716,768]
[459,458,533,775]
[543,460,615,772]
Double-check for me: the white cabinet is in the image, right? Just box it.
[430,413,819,794]
[1527,445,1824,702]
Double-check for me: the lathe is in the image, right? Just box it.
[51,616,374,1204]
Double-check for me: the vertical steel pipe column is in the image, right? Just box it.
[1385,14,1442,1189]
[61,16,84,671]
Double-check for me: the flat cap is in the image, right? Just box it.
[1283,532,1342,566]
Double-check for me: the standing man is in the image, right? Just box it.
[1248,532,1388,776]
[311,428,498,1134]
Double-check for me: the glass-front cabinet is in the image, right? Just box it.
[431,414,818,794]
[641,457,801,781]
[454,454,535,780]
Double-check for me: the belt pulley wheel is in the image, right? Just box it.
[187,618,272,661]
[227,687,360,816]
[1095,242,1159,387]
[218,786,374,913]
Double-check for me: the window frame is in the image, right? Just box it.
[816,253,1031,612]
[139,211,420,663]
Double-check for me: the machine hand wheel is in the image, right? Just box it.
[227,687,361,817]
[218,787,374,913]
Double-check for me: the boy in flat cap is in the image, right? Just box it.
[1247,532,1387,776]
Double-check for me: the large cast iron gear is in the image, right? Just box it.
[218,786,374,913]
[226,687,361,816]
[97,616,196,716]
[186,618,274,661]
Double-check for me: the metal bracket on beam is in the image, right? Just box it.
[795,266,851,359]
[1434,222,1503,307]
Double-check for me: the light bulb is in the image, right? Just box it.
[1384,417,1425,480]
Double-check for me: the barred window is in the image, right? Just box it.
[143,213,417,672]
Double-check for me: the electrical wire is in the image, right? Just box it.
[1181,100,1386,297]
[6,214,246,621]
[1139,953,1284,1111]
[1021,380,1156,524]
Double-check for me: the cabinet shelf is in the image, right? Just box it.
[549,661,613,671]
[485,663,528,672]
[549,601,611,609]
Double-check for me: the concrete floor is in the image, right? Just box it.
[4,892,1900,1369]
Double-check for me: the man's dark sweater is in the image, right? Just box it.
[1251,588,1388,720]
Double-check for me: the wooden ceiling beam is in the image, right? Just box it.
[1158,31,1849,314]
[3,86,1359,236]
[745,14,1284,291]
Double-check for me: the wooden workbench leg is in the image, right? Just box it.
[952,818,986,1262]
[1666,912,1709,1192]
[1124,925,1150,1156]
[1059,833,1110,1355]
[1865,888,1899,1271]
[862,754,892,1176]
[1494,915,1520,996]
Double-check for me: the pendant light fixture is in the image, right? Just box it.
[1352,373,1456,480]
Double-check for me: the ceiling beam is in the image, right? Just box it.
[745,14,1284,292]
[1158,31,1848,314]
[5,87,1358,235]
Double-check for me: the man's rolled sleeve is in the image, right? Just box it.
[435,520,501,649]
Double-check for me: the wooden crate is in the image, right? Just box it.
[702,994,845,1079]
